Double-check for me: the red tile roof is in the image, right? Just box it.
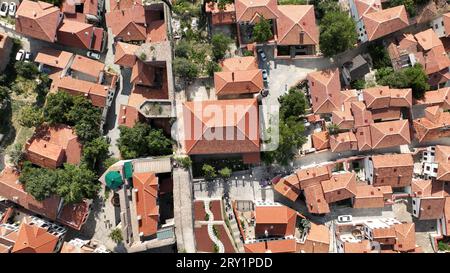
[205,2,236,25]
[303,184,330,214]
[34,48,73,70]
[114,42,139,67]
[0,168,61,220]
[70,54,105,80]
[353,184,389,208]
[362,5,409,41]
[254,205,297,237]
[355,125,372,151]
[11,218,59,253]
[369,119,411,149]
[131,60,156,86]
[276,5,318,46]
[332,102,354,129]
[413,110,450,143]
[371,153,413,187]
[235,0,279,22]
[296,165,330,189]
[183,98,260,155]
[133,172,159,237]
[51,76,109,108]
[220,56,258,72]
[363,86,412,109]
[15,0,62,42]
[415,28,443,51]
[393,223,416,252]
[56,200,90,230]
[57,20,103,51]
[109,0,141,11]
[416,88,450,109]
[118,104,140,128]
[244,238,297,253]
[214,70,264,96]
[311,131,330,151]
[105,4,146,41]
[444,13,450,37]
[351,101,373,128]
[354,0,381,19]
[307,68,342,114]
[321,172,357,203]
[25,125,82,169]
[273,175,301,202]
[329,131,358,152]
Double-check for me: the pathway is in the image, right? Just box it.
[204,200,225,253]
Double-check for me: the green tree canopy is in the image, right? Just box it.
[279,87,308,119]
[14,62,39,80]
[0,86,10,106]
[82,137,110,171]
[118,123,173,159]
[56,164,100,204]
[315,0,341,19]
[202,164,217,180]
[368,42,392,69]
[174,57,199,82]
[319,11,357,57]
[211,33,233,61]
[8,144,24,170]
[376,64,429,99]
[253,16,273,43]
[18,105,44,128]
[20,163,58,201]
[218,167,232,180]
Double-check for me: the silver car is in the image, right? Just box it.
[257,48,267,62]
[262,69,268,82]
[87,51,101,60]
[8,2,16,17]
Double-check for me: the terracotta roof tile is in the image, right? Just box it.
[303,184,330,214]
[133,172,159,236]
[51,76,108,108]
[415,28,443,51]
[244,239,297,253]
[11,218,59,253]
[205,2,236,25]
[276,5,318,46]
[343,240,371,253]
[235,0,279,22]
[118,104,140,128]
[311,131,330,151]
[57,20,102,51]
[295,165,330,189]
[444,13,450,37]
[105,3,146,41]
[214,70,264,96]
[393,223,416,252]
[70,54,105,80]
[183,98,260,155]
[354,0,382,20]
[307,68,342,114]
[362,5,409,41]
[254,205,297,237]
[413,111,450,143]
[220,56,258,72]
[351,101,373,128]
[369,119,411,149]
[353,184,388,208]
[15,0,62,42]
[321,172,357,203]
[34,48,73,70]
[329,131,358,152]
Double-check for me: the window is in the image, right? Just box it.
[412,200,415,205]
[434,168,438,173]
[413,209,417,214]
[426,166,430,171]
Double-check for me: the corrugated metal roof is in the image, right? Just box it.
[132,157,172,174]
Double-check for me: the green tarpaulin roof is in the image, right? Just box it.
[123,161,133,179]
[105,171,123,190]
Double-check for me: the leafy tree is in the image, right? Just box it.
[118,123,173,159]
[175,40,191,58]
[0,86,10,106]
[56,164,100,204]
[109,228,123,243]
[319,12,357,57]
[202,164,217,180]
[146,129,173,156]
[206,60,221,77]
[104,157,119,170]
[263,116,306,165]
[350,79,366,90]
[368,42,392,69]
[278,0,306,4]
[43,92,73,125]
[253,16,273,43]
[18,105,44,128]
[8,144,24,169]
[211,33,233,60]
[82,137,110,171]
[175,156,192,169]
[14,62,39,79]
[278,87,307,119]
[327,123,340,135]
[20,163,58,201]
[376,64,429,99]
[67,96,102,143]
[218,167,232,180]
[118,123,151,159]
[315,0,341,19]
[174,57,199,82]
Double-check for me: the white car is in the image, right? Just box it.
[8,2,15,17]
[86,51,101,60]
[337,215,353,223]
[262,69,268,82]
[257,48,267,62]
[15,49,25,61]
[24,51,31,62]
[0,2,8,17]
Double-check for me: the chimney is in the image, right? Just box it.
[231,72,235,82]
[370,191,374,195]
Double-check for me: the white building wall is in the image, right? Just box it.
[431,16,446,38]
[411,198,421,218]
[364,157,374,184]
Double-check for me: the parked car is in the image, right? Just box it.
[8,2,15,17]
[86,51,101,60]
[257,48,267,62]
[262,69,268,82]
[24,51,31,62]
[15,49,25,61]
[0,2,8,17]
[337,215,353,223]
